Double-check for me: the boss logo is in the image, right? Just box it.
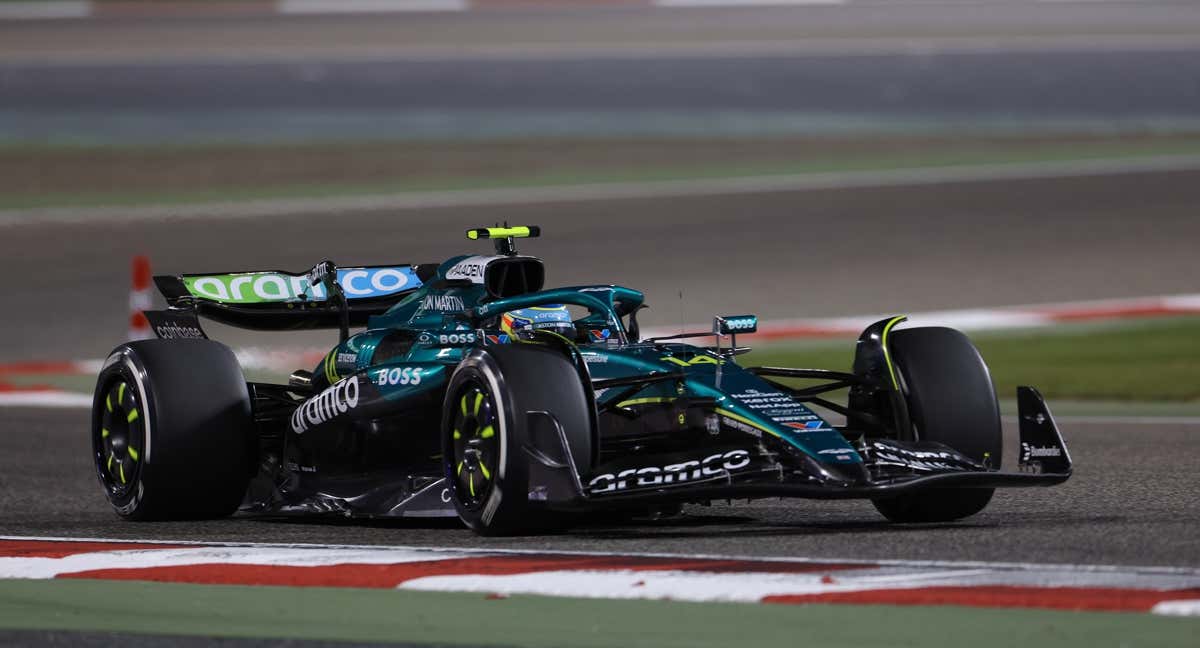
[715,315,758,335]
[439,333,476,345]
[374,366,423,387]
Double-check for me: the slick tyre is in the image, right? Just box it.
[443,346,594,535]
[91,340,254,520]
[872,327,1003,523]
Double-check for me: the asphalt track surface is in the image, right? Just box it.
[2,406,1197,568]
[7,51,1200,118]
[4,1,1200,64]
[4,2,1200,141]
[1,0,1198,584]
[2,169,1199,362]
[2,170,1200,570]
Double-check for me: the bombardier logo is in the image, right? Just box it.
[291,376,360,434]
[588,449,752,494]
[1021,442,1063,461]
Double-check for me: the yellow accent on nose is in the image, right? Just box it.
[479,425,495,439]
[453,429,461,440]
[473,392,483,416]
[127,409,139,423]
[118,383,127,403]
[101,428,110,439]
[128,446,139,462]
[479,463,491,480]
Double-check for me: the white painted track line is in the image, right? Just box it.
[277,0,467,14]
[0,1,88,19]
[4,534,1198,576]
[0,392,92,408]
[5,154,1200,227]
[656,0,845,6]
[1153,600,1200,617]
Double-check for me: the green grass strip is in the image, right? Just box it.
[4,317,1199,406]
[745,316,1200,403]
[0,579,1196,648]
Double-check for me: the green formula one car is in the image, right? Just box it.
[91,226,1071,534]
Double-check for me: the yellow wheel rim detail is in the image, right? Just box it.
[126,409,139,423]
[479,463,491,480]
[456,461,464,476]
[460,394,468,416]
[127,446,139,462]
[118,383,126,403]
[118,463,126,484]
[106,395,112,412]
[101,428,109,439]
[473,392,483,416]
[453,429,461,440]
[479,425,495,439]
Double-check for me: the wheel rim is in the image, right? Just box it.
[449,381,499,509]
[96,378,144,498]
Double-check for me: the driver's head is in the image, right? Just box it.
[500,304,575,340]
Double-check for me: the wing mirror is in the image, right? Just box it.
[713,315,757,336]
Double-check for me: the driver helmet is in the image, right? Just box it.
[500,304,575,340]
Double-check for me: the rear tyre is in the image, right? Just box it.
[443,345,593,535]
[91,340,254,520]
[871,327,1002,523]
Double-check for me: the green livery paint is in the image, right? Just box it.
[120,224,1070,527]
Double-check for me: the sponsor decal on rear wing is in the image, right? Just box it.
[163,265,421,305]
[152,264,425,332]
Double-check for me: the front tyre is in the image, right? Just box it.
[442,345,593,535]
[872,327,1003,523]
[91,340,254,520]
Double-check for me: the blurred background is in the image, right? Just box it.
[1,0,1199,409]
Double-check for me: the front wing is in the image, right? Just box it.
[525,386,1072,511]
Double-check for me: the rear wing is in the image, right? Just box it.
[151,264,425,332]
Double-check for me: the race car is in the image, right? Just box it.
[91,225,1072,534]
